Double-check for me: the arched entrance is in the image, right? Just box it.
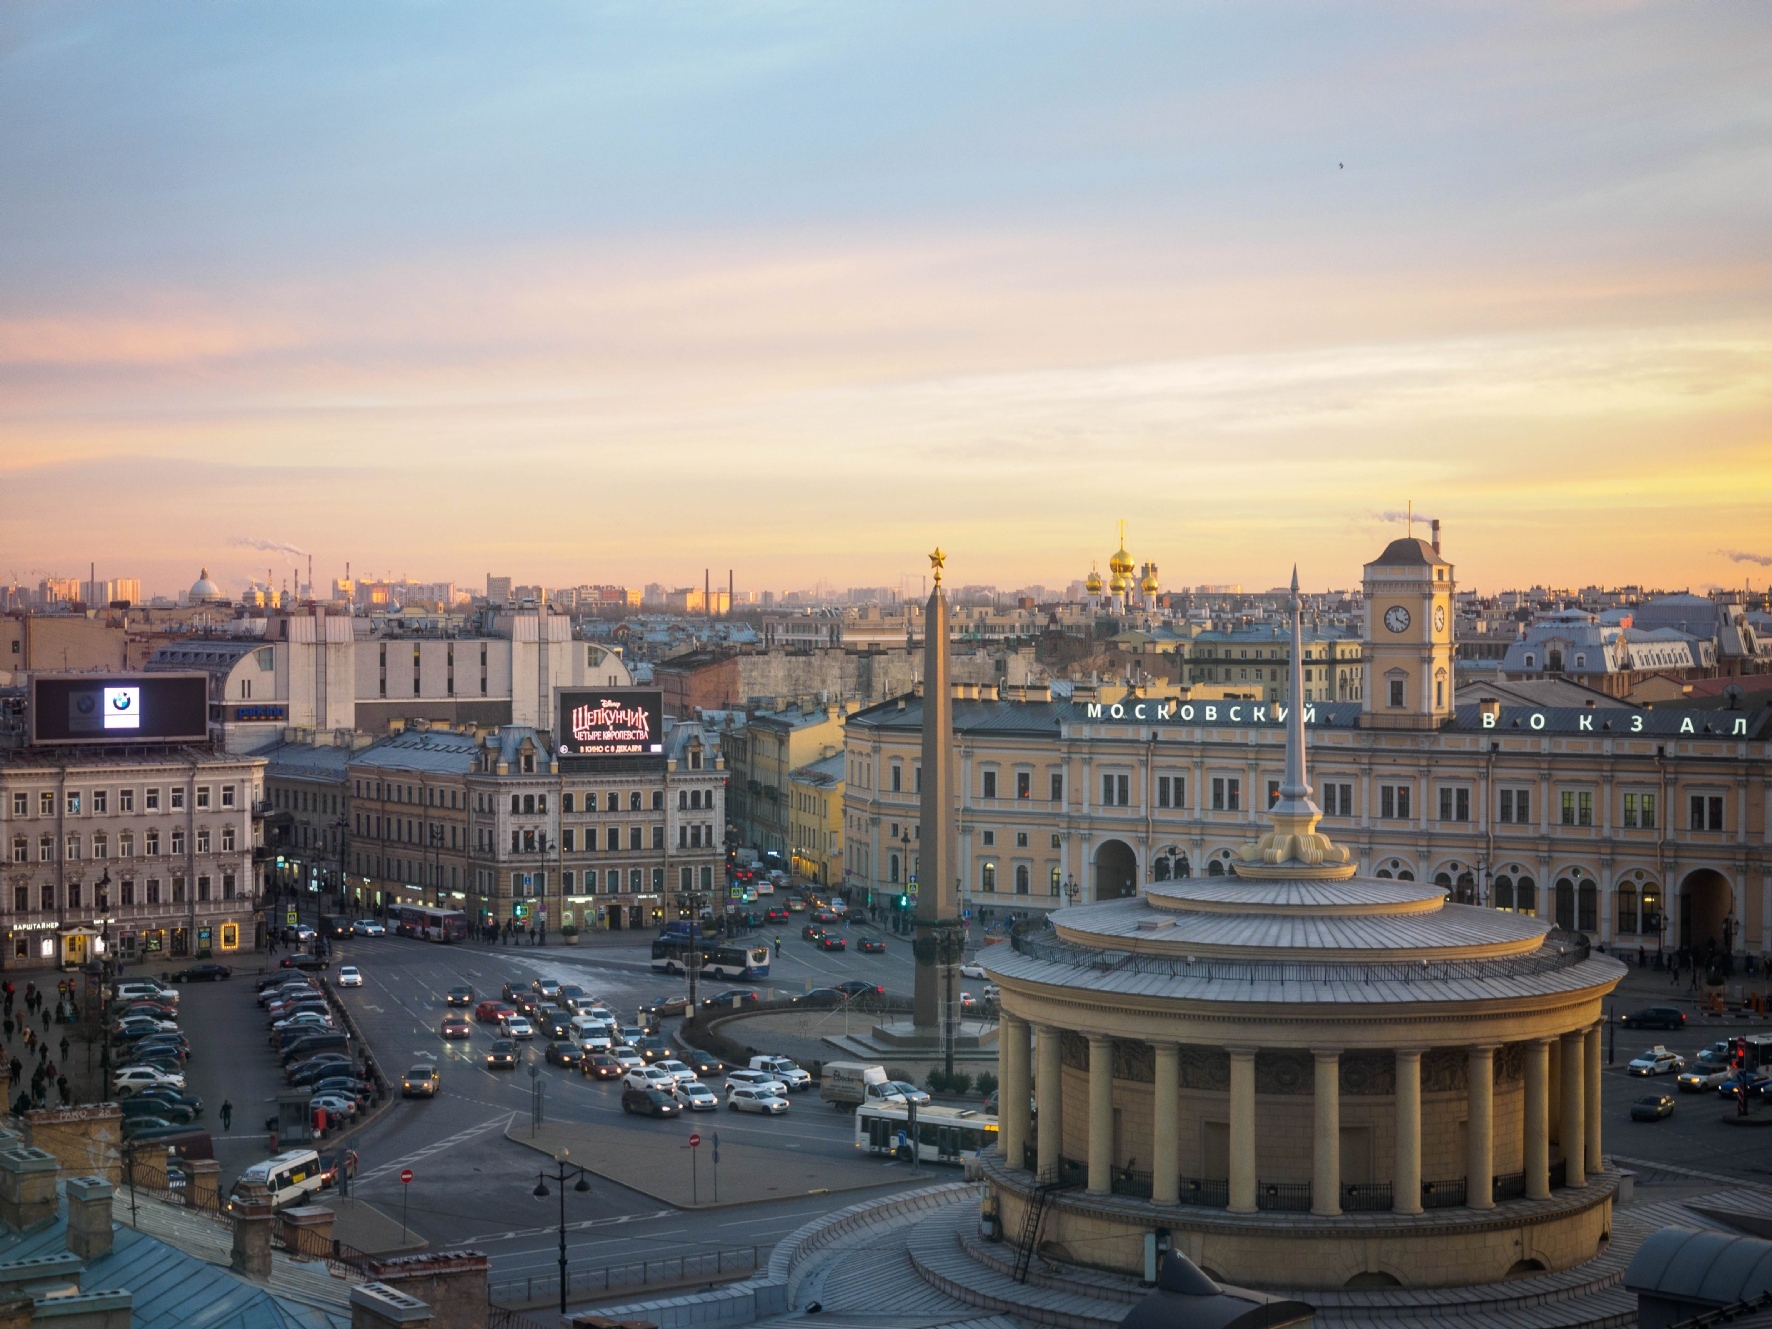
[1094,839,1138,900]
[1679,869,1733,954]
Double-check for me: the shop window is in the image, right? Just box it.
[221,923,239,949]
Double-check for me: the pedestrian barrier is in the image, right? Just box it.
[487,1246,760,1311]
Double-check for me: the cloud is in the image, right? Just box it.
[1720,549,1772,567]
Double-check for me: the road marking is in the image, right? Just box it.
[357,1111,515,1183]
[410,1050,438,1061]
[463,1209,677,1243]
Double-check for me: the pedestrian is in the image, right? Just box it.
[220,1099,233,1131]
[7,1057,19,1084]
[40,1011,48,1035]
[58,1036,68,1062]
[2,1019,11,1041]
[57,1077,69,1107]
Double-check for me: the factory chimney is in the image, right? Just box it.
[1431,519,1441,555]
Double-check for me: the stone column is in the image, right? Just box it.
[1560,1032,1586,1188]
[1393,1048,1423,1215]
[1035,1024,1063,1181]
[1087,1034,1114,1195]
[1466,1045,1496,1211]
[1584,1023,1603,1176]
[1312,1049,1341,1216]
[1525,1038,1551,1200]
[1001,1016,1031,1171]
[1151,1042,1180,1206]
[1227,1046,1257,1214]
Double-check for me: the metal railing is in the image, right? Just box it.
[1009,925,1591,986]
[1420,1178,1467,1209]
[487,1246,760,1310]
[1341,1181,1393,1211]
[1177,1177,1229,1208]
[1110,1169,1153,1199]
[1494,1172,1526,1201]
[1258,1182,1312,1212]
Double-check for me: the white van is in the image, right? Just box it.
[821,1061,903,1109]
[230,1149,323,1209]
[569,1016,613,1051]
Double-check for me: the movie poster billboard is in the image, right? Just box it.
[557,689,664,758]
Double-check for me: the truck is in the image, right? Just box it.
[819,1061,905,1110]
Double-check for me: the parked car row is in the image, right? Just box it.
[109,977,205,1140]
[257,970,368,1128]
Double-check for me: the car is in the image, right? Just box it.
[399,1066,439,1097]
[116,1015,179,1034]
[701,989,760,1010]
[1678,1066,1733,1093]
[652,1059,696,1085]
[818,934,847,952]
[749,1056,811,1090]
[959,961,988,980]
[1628,1047,1685,1077]
[444,985,475,1007]
[1631,1093,1676,1121]
[728,1086,789,1115]
[557,983,589,1006]
[834,980,882,999]
[857,938,886,954]
[581,1053,624,1081]
[889,1080,931,1105]
[615,1024,647,1046]
[309,1077,368,1104]
[287,1056,354,1085]
[637,995,693,1019]
[674,1080,720,1111]
[116,981,178,1004]
[285,924,317,943]
[624,1065,675,1092]
[113,1066,185,1094]
[123,1115,181,1138]
[801,924,825,942]
[811,910,839,925]
[958,991,978,1011]
[725,1068,788,1096]
[271,1016,332,1039]
[336,966,363,988]
[1696,1040,1735,1068]
[131,1089,203,1117]
[785,898,806,912]
[621,1087,681,1118]
[352,919,386,937]
[485,1041,518,1070]
[119,999,180,1019]
[440,1015,471,1039]
[633,1036,670,1063]
[501,1016,534,1040]
[611,1048,646,1072]
[684,1050,726,1078]
[119,1096,195,1124]
[981,983,1000,1003]
[1621,1006,1686,1031]
[279,956,330,972]
[533,978,564,999]
[310,1094,359,1122]
[544,1041,582,1068]
[475,1000,514,1024]
[765,908,789,923]
[1721,1071,1772,1099]
[317,1150,359,1188]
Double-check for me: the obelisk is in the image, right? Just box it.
[913,548,960,1033]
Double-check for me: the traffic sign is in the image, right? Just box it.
[688,1132,701,1148]
[285,908,298,925]
[399,1168,413,1185]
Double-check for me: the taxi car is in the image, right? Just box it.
[1628,1047,1684,1077]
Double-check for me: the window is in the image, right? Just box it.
[1267,780,1280,808]
[121,880,134,907]
[982,830,995,847]
[982,770,997,799]
[1388,678,1405,708]
[145,830,160,856]
[195,786,211,810]
[1438,787,1470,822]
[890,765,902,793]
[66,833,80,861]
[1050,773,1063,802]
[1015,864,1030,895]
[1322,783,1353,816]
[889,854,900,884]
[523,794,534,815]
[981,863,996,893]
[196,828,210,854]
[629,826,642,850]
[1621,792,1655,828]
[1050,833,1061,849]
[564,793,575,813]
[1157,775,1185,809]
[1617,886,1638,935]
[9,837,23,864]
[93,790,107,814]
[119,831,133,857]
[1578,880,1597,932]
[1690,794,1724,832]
[1380,784,1412,820]
[92,832,107,859]
[66,791,81,815]
[1016,771,1031,800]
[1015,831,1028,848]
[1211,777,1241,812]
[39,791,53,816]
[197,876,211,902]
[652,790,664,811]
[1050,866,1062,895]
[652,826,665,849]
[1498,788,1532,824]
[630,791,642,811]
[1560,790,1594,827]
[41,885,54,911]
[563,829,575,852]
[9,793,23,817]
[170,788,185,811]
[146,879,160,905]
[221,785,236,809]
[1101,774,1130,807]
[38,835,52,863]
[607,792,619,812]
[118,788,133,814]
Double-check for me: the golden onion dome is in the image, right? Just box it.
[1108,519,1134,576]
[1140,569,1159,594]
[1108,572,1129,594]
[1085,566,1103,594]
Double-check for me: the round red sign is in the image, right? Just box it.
[400,1168,414,1185]
[688,1133,701,1148]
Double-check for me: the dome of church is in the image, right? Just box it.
[1108,572,1128,594]
[1084,566,1103,595]
[1140,567,1159,594]
[1108,519,1135,576]
[188,568,223,603]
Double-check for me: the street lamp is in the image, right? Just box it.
[532,1146,592,1315]
[1063,875,1079,909]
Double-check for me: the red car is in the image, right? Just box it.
[440,1014,471,1039]
[819,934,847,952]
[474,1000,514,1024]
[858,939,886,954]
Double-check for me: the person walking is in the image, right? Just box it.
[220,1099,233,1131]
[58,1036,68,1062]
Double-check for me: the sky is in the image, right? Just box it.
[2,1,1769,601]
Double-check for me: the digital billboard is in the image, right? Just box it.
[31,674,211,746]
[558,689,664,758]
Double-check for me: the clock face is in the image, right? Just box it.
[1383,605,1411,634]
[1433,605,1447,633]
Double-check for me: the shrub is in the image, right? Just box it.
[926,1068,948,1093]
[975,1071,998,1097]
[947,1072,973,1095]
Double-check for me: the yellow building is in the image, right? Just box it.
[726,702,851,858]
[788,753,844,887]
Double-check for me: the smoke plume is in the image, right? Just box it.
[1720,549,1772,567]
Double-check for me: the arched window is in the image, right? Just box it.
[981,863,996,893]
[1207,859,1224,877]
[523,794,535,815]
[1578,880,1597,932]
[1153,857,1172,882]
[1455,872,1476,904]
[1517,876,1537,914]
[1617,885,1638,934]
[889,854,899,885]
[1376,868,1393,879]
[1174,855,1191,878]
[1641,882,1662,935]
[1397,869,1415,881]
[1494,874,1515,910]
[1434,871,1452,894]
[1015,865,1030,895]
[1555,878,1575,930]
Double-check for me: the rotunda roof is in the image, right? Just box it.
[189,567,223,602]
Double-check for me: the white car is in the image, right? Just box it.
[310,1093,358,1121]
[1629,1047,1685,1077]
[272,1013,332,1033]
[727,1086,789,1115]
[674,1080,720,1111]
[1695,1040,1734,1068]
[115,982,177,1005]
[115,1016,179,1035]
[748,1056,812,1091]
[611,1048,647,1072]
[624,1066,675,1091]
[725,1068,788,1097]
[113,1066,185,1094]
[959,961,988,980]
[501,1016,534,1040]
[653,1059,696,1086]
[336,966,363,988]
[352,919,386,937]
[1678,1066,1733,1093]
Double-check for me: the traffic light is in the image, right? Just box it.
[897,894,909,909]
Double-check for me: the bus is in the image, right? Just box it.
[388,905,469,943]
[650,936,771,979]
[854,1102,997,1166]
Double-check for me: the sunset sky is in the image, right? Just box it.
[3,2,1769,600]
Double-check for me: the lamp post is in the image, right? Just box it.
[532,1146,591,1316]
[1063,875,1079,909]
[900,831,911,931]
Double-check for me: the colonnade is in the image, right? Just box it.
[996,1015,1604,1213]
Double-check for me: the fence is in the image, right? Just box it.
[487,1246,762,1311]
[489,1308,558,1329]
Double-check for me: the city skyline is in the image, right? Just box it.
[4,3,1769,595]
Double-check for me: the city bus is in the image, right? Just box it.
[387,905,469,943]
[854,1102,998,1165]
[649,936,771,979]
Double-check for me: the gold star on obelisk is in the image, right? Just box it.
[929,547,945,585]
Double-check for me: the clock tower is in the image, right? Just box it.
[1360,523,1456,730]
